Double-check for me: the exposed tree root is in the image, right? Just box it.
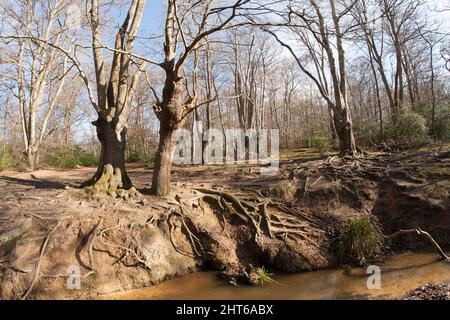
[192,187,265,242]
[259,201,273,238]
[64,187,143,204]
[190,186,314,245]
[0,146,448,299]
[0,261,31,273]
[97,222,151,270]
[168,208,203,258]
[384,228,449,261]
[193,189,252,219]
[21,222,60,300]
[87,218,104,275]
[71,164,144,203]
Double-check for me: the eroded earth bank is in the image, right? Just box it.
[0,146,449,299]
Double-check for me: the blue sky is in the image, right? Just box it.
[141,0,165,32]
[135,0,450,40]
[74,0,450,142]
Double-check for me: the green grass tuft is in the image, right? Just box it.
[333,217,382,265]
[248,266,276,286]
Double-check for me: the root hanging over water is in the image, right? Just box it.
[384,228,449,261]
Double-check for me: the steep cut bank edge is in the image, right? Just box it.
[0,147,449,299]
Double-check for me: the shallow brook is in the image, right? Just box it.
[102,251,450,300]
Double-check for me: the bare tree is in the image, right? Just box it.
[0,0,79,169]
[380,0,424,122]
[352,0,392,137]
[258,0,358,155]
[149,0,250,196]
[0,0,147,190]
[81,0,147,189]
[417,27,446,139]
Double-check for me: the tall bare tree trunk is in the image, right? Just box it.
[329,0,357,155]
[333,106,356,155]
[328,105,337,144]
[26,150,38,171]
[151,76,183,196]
[150,0,248,196]
[151,123,175,196]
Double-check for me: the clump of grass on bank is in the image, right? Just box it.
[45,146,98,169]
[247,266,276,286]
[333,217,382,265]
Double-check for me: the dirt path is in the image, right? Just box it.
[0,146,449,299]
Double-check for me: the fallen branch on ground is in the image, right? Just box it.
[384,228,449,261]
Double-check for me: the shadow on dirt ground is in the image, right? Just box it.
[0,146,449,299]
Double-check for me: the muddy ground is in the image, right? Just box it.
[0,146,449,299]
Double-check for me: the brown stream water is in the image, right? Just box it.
[102,251,450,300]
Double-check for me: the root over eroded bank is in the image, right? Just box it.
[0,146,449,299]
